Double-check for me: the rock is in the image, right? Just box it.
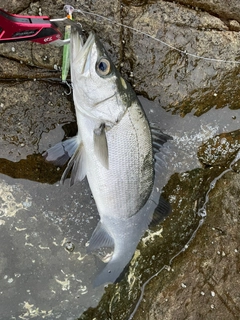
[120,1,240,115]
[0,80,75,163]
[229,20,240,32]
[0,177,97,319]
[1,0,31,13]
[176,0,240,22]
[198,130,240,166]
[122,0,149,6]
[134,169,240,320]
[0,0,240,319]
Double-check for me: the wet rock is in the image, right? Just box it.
[177,0,240,22]
[198,130,240,166]
[1,1,240,319]
[120,1,240,115]
[122,0,149,6]
[0,77,76,184]
[0,177,97,319]
[79,165,229,319]
[1,0,31,13]
[134,168,240,320]
[0,56,61,80]
[0,80,75,163]
[229,20,240,32]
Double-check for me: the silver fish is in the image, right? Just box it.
[44,29,171,286]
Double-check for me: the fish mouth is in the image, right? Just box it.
[71,30,96,74]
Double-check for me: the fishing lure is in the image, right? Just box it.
[61,5,75,94]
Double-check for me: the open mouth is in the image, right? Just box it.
[71,30,96,73]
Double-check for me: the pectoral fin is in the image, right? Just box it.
[60,142,86,185]
[43,136,79,166]
[43,134,86,186]
[94,123,109,169]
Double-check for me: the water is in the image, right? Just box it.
[128,149,240,319]
[1,88,240,319]
[142,96,240,186]
[1,1,240,317]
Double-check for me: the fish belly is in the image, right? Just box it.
[79,101,153,219]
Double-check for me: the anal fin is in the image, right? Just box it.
[87,221,114,252]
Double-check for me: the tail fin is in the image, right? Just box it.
[88,196,171,287]
[93,257,129,287]
[88,216,146,287]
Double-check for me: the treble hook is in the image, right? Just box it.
[63,80,72,95]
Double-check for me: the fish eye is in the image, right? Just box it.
[96,58,111,76]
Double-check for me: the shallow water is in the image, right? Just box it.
[1,1,240,317]
[1,89,240,319]
[142,96,240,186]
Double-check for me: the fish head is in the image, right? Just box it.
[70,30,136,125]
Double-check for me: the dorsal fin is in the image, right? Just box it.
[150,123,173,154]
[149,195,172,227]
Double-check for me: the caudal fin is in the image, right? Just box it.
[93,258,128,287]
[87,221,124,286]
[88,195,171,287]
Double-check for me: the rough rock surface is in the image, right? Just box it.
[0,0,240,319]
[135,169,240,320]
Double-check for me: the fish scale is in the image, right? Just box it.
[78,100,153,220]
[45,29,171,285]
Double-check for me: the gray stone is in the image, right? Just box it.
[0,1,240,319]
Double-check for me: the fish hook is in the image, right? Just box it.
[63,80,72,95]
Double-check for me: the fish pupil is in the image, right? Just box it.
[99,61,107,72]
[96,58,111,76]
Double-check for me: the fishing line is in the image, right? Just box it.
[72,7,240,65]
[61,4,240,316]
[61,5,74,95]
[128,150,240,320]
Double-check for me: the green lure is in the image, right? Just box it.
[61,13,72,84]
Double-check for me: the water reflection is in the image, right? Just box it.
[142,96,240,188]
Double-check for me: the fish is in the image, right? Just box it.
[44,28,171,286]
